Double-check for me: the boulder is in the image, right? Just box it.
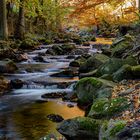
[96,57,137,77]
[88,98,130,119]
[57,117,101,140]
[111,34,135,58]
[100,120,126,140]
[0,59,18,73]
[75,77,115,105]
[113,65,140,82]
[117,121,140,140]
[79,54,109,73]
[69,54,90,67]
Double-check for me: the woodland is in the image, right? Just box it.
[0,0,140,140]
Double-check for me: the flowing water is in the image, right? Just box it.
[0,46,84,140]
[0,38,113,140]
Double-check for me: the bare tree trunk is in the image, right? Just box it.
[0,0,8,40]
[15,0,25,40]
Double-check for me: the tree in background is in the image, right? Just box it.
[0,0,8,40]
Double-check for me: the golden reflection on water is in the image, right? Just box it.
[90,37,113,45]
[11,100,84,139]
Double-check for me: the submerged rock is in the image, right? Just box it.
[10,79,24,89]
[47,114,64,123]
[57,117,101,140]
[51,70,78,77]
[41,92,67,99]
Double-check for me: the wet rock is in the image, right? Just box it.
[75,77,115,105]
[33,56,45,62]
[10,79,24,89]
[15,53,28,62]
[69,56,86,67]
[51,70,77,77]
[0,59,18,73]
[46,43,76,55]
[66,55,76,59]
[41,92,67,99]
[117,121,140,140]
[57,117,101,140]
[35,99,48,103]
[0,76,10,95]
[70,48,86,55]
[47,114,64,123]
[79,54,109,73]
[67,104,74,108]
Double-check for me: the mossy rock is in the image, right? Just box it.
[99,120,126,140]
[111,34,135,58]
[46,43,76,55]
[96,57,137,77]
[100,74,113,81]
[113,64,140,82]
[88,98,130,119]
[112,65,132,82]
[79,54,109,73]
[57,117,102,140]
[20,38,39,49]
[131,65,140,77]
[75,77,115,105]
[69,56,87,67]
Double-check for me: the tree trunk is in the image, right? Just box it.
[15,0,25,40]
[0,0,8,40]
[138,0,140,13]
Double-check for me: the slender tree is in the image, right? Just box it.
[0,0,8,40]
[15,0,25,40]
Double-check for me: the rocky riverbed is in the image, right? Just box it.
[1,34,140,140]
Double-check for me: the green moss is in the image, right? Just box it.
[111,34,135,57]
[96,57,137,77]
[76,117,102,133]
[80,54,109,73]
[112,64,132,82]
[100,120,126,140]
[131,65,140,76]
[88,97,130,119]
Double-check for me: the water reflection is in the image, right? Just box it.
[0,100,84,140]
